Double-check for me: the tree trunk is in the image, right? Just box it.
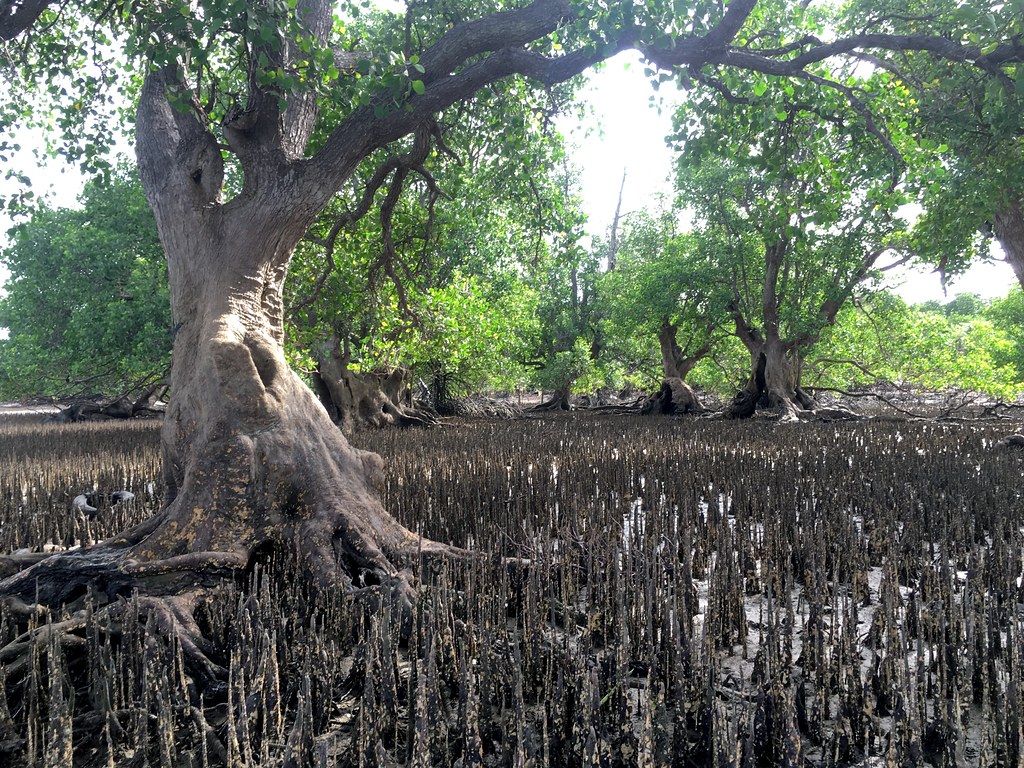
[533,385,572,411]
[641,377,705,415]
[660,319,692,380]
[640,320,707,415]
[0,210,441,620]
[993,198,1024,289]
[729,338,815,420]
[313,335,437,433]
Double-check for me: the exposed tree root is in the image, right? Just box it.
[134,592,228,684]
[0,503,472,691]
[640,378,706,416]
[794,404,861,421]
[47,373,168,423]
[532,388,572,412]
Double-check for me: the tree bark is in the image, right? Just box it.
[643,319,709,415]
[993,197,1024,289]
[728,332,816,420]
[314,335,437,433]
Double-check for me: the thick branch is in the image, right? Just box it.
[136,67,223,211]
[0,0,51,41]
[728,300,762,352]
[788,33,1024,71]
[701,0,758,51]
[417,0,572,83]
[281,0,334,157]
[258,4,1024,245]
[302,38,612,217]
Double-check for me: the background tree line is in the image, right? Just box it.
[3,166,1022,415]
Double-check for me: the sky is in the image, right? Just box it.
[0,41,1018,309]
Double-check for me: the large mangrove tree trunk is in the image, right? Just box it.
[2,0,609,621]
[727,265,818,421]
[533,384,572,411]
[641,319,707,415]
[994,198,1024,289]
[729,337,815,420]
[1,188,438,619]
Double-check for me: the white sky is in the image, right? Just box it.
[558,53,678,239]
[1,43,1017,309]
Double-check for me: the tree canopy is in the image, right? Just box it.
[0,171,169,399]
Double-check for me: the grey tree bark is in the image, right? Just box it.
[641,319,708,415]
[994,198,1024,289]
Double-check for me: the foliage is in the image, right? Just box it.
[839,0,1024,277]
[284,72,580,398]
[599,206,732,386]
[985,287,1024,382]
[671,50,913,381]
[0,172,170,399]
[809,292,1022,400]
[2,0,1023,406]
[523,210,611,395]
[381,272,540,395]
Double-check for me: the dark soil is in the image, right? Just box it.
[0,412,1022,767]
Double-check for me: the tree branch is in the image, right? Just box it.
[0,0,52,41]
[290,125,438,318]
[301,26,613,216]
[280,0,333,158]
[794,69,904,184]
[416,0,572,84]
[701,0,759,51]
[136,67,223,213]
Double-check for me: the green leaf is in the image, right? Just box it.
[411,79,425,95]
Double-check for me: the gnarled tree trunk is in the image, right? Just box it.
[729,332,815,420]
[642,377,705,415]
[2,0,613,652]
[313,334,436,433]
[641,319,707,415]
[734,341,816,419]
[724,233,872,421]
[0,76,450,631]
[2,206,442,619]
